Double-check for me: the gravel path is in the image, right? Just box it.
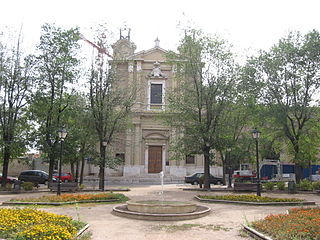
[1,184,319,240]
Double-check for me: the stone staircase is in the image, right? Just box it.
[84,173,184,184]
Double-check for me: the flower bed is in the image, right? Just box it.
[0,208,86,240]
[7,192,128,204]
[197,194,302,203]
[251,208,320,240]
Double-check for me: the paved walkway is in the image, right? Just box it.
[0,184,319,240]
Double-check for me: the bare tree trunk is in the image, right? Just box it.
[80,156,85,185]
[220,151,226,185]
[70,162,74,177]
[203,146,211,190]
[1,145,10,187]
[48,152,55,184]
[99,144,106,191]
[75,158,80,182]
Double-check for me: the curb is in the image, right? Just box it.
[2,199,122,206]
[194,196,316,206]
[243,225,274,240]
[76,224,90,239]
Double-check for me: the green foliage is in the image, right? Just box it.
[165,28,238,189]
[264,182,274,190]
[198,194,302,202]
[199,175,204,184]
[88,26,136,190]
[0,183,12,191]
[0,31,34,186]
[276,181,286,190]
[21,182,34,191]
[10,192,129,203]
[312,181,320,190]
[247,30,320,180]
[31,23,81,178]
[296,179,313,191]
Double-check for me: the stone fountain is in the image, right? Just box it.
[112,171,210,221]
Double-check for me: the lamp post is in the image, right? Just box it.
[101,141,108,191]
[226,148,232,188]
[252,128,261,196]
[57,128,68,196]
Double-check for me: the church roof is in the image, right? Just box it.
[127,38,169,61]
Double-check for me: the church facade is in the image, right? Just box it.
[89,33,222,182]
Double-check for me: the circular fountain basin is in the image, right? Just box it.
[113,200,211,221]
[127,200,197,214]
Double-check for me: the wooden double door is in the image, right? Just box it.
[148,146,163,173]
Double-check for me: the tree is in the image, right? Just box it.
[31,24,80,181]
[215,103,255,184]
[165,29,238,189]
[0,32,33,187]
[88,28,135,190]
[250,30,320,182]
[62,93,97,184]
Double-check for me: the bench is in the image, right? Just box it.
[48,182,78,192]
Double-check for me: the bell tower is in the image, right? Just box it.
[112,26,136,60]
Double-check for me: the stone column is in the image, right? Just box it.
[125,128,132,165]
[133,123,141,165]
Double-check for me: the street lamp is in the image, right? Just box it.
[226,148,232,188]
[57,128,68,196]
[252,128,261,196]
[101,141,108,191]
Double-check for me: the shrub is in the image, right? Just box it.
[10,192,129,203]
[21,182,34,191]
[0,183,13,191]
[4,183,12,191]
[297,179,313,191]
[264,182,274,190]
[198,194,302,203]
[312,181,320,190]
[276,181,285,190]
[79,184,86,190]
[199,175,204,184]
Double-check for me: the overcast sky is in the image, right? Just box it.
[1,0,319,60]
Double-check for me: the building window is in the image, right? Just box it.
[148,80,165,110]
[150,83,163,104]
[186,155,195,164]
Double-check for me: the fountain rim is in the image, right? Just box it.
[112,204,211,221]
[126,200,196,207]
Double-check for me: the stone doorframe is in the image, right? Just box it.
[142,130,169,174]
[144,143,166,174]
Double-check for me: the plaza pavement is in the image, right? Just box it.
[0,184,319,240]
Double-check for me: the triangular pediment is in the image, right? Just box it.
[128,47,168,62]
[144,132,168,140]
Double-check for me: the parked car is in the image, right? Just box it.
[53,172,73,182]
[0,173,18,184]
[185,173,223,185]
[18,170,54,185]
